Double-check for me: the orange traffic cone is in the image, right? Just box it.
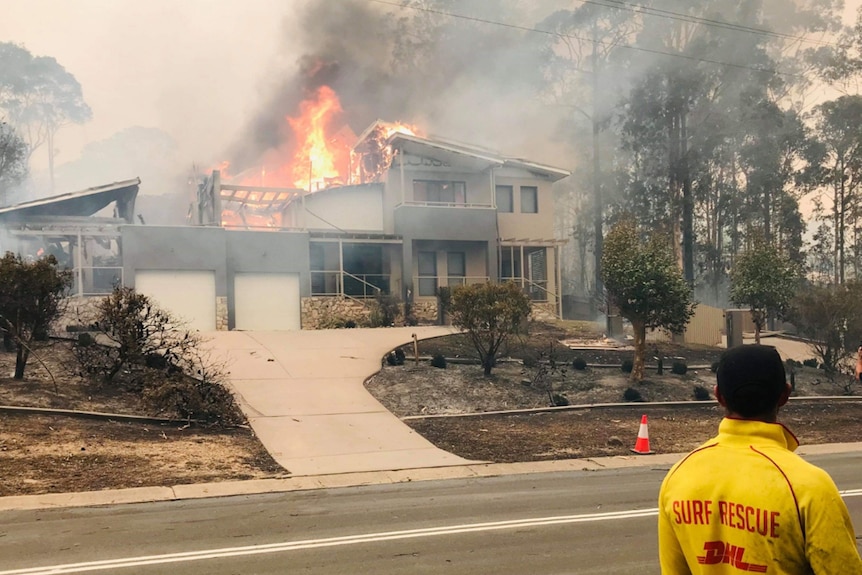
[631,414,655,455]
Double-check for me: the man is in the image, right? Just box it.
[658,344,862,574]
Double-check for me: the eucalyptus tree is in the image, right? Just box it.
[806,95,862,284]
[0,43,91,191]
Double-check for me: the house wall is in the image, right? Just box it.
[302,185,384,232]
[122,225,311,330]
[122,225,228,295]
[495,169,556,240]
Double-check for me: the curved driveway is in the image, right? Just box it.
[206,327,474,476]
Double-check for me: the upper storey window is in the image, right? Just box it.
[414,180,466,205]
[520,186,538,213]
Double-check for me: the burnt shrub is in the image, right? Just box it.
[671,360,688,375]
[572,357,587,370]
[430,353,447,369]
[693,386,711,401]
[522,354,539,369]
[143,374,244,426]
[552,393,570,407]
[370,293,400,327]
[387,349,407,366]
[621,359,634,373]
[623,387,643,402]
[710,361,719,373]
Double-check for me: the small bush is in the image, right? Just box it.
[786,358,802,368]
[551,393,569,407]
[671,360,688,375]
[76,332,94,347]
[693,386,711,401]
[430,353,447,369]
[344,319,357,329]
[522,355,539,369]
[621,359,634,373]
[143,375,244,426]
[572,357,587,370]
[623,387,643,402]
[394,348,406,365]
[710,361,719,373]
[803,358,818,368]
[370,293,401,327]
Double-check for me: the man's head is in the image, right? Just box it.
[715,344,790,420]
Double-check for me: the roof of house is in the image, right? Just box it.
[380,130,570,181]
[0,178,141,222]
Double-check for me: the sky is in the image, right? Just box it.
[0,0,306,176]
[1,0,861,191]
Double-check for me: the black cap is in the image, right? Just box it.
[716,345,787,417]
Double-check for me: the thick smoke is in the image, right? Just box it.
[228,0,568,172]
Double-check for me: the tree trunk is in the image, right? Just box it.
[681,111,694,285]
[483,355,493,376]
[591,23,604,311]
[14,344,29,380]
[631,319,646,382]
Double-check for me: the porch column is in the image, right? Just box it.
[401,237,413,303]
[338,238,344,297]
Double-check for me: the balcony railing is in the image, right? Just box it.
[416,275,489,297]
[71,266,124,296]
[311,271,390,298]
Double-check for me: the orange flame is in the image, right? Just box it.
[287,85,346,190]
[213,88,423,198]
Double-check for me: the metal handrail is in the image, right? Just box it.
[520,278,561,318]
[342,271,383,298]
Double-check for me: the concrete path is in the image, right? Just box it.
[206,327,472,476]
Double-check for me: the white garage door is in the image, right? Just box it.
[135,270,217,331]
[234,272,301,331]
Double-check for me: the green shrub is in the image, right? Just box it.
[693,386,711,401]
[621,359,634,373]
[430,353,447,369]
[623,387,643,402]
[572,357,587,370]
[522,355,539,369]
[671,360,688,375]
[803,358,818,368]
[710,361,719,373]
[344,319,357,329]
[552,393,569,407]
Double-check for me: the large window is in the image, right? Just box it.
[414,180,467,205]
[447,252,466,287]
[520,186,538,213]
[495,185,513,213]
[418,251,437,296]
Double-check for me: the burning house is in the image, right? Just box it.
[0,179,139,297]
[168,117,569,330]
[1,85,569,331]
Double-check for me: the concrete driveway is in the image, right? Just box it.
[206,327,474,476]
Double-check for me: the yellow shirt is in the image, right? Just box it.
[658,418,862,574]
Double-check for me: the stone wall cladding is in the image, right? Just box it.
[301,296,371,330]
[216,297,228,331]
[531,302,558,322]
[411,299,439,325]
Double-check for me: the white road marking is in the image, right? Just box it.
[0,508,659,574]
[5,491,861,574]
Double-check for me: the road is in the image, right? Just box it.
[1,454,860,575]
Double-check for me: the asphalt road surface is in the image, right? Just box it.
[1,454,861,575]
